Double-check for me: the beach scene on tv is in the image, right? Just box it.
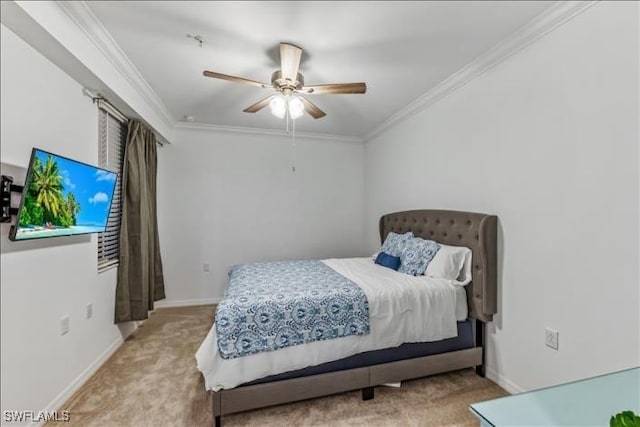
[14,149,117,240]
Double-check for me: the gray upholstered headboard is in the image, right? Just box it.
[379,210,497,322]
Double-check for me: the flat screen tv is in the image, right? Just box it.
[9,148,117,241]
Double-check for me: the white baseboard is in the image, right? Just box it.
[485,367,525,395]
[30,325,139,427]
[154,298,220,308]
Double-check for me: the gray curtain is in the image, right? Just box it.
[115,120,165,323]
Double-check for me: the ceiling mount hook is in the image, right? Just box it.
[187,34,204,47]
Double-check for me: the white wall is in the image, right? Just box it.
[157,127,365,303]
[364,1,639,392]
[0,25,135,421]
[0,1,175,144]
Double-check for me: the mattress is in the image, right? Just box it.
[196,257,468,391]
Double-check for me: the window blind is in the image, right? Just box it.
[97,106,127,272]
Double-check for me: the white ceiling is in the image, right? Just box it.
[87,1,553,138]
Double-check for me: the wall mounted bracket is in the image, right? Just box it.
[1,175,23,223]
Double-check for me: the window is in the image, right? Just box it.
[97,102,127,272]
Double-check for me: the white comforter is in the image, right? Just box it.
[196,257,467,391]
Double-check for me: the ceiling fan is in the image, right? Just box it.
[203,42,366,120]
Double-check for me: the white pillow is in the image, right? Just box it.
[424,244,472,286]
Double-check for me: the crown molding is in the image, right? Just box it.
[35,0,597,143]
[363,0,599,142]
[57,1,175,130]
[175,122,363,144]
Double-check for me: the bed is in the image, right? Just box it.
[198,210,497,426]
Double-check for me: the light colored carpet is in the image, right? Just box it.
[52,306,507,426]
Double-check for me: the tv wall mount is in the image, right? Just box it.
[1,175,23,223]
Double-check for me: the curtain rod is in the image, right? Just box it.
[82,88,166,146]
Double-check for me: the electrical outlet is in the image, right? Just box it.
[203,263,210,273]
[545,328,559,350]
[86,303,93,319]
[60,315,70,336]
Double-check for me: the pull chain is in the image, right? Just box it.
[286,106,290,133]
[284,99,296,173]
[291,116,296,172]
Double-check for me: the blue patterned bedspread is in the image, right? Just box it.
[215,260,370,359]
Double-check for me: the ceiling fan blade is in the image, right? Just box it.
[302,83,367,95]
[300,97,326,119]
[280,43,302,82]
[243,95,275,113]
[203,70,270,88]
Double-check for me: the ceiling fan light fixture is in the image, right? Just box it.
[269,94,287,119]
[288,96,304,120]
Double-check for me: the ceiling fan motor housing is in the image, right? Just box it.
[271,70,304,91]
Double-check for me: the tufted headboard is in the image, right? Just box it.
[379,210,497,322]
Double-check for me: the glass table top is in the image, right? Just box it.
[470,367,640,426]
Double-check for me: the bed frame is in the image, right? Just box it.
[211,210,497,426]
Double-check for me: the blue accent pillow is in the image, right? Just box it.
[375,252,401,271]
[399,237,441,276]
[380,231,414,257]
